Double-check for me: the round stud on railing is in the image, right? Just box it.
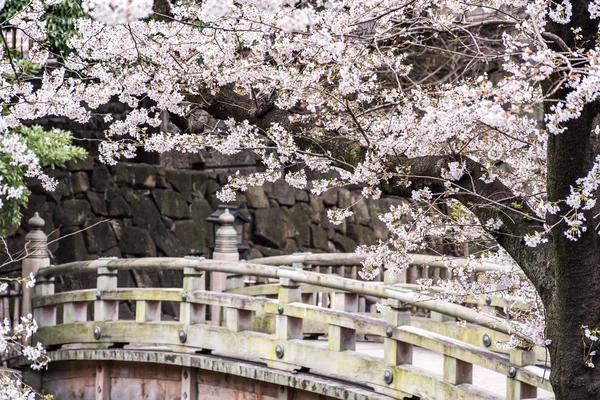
[485,296,492,306]
[277,304,284,315]
[95,290,101,300]
[275,344,284,359]
[93,326,101,340]
[383,369,394,385]
[181,292,188,302]
[386,327,393,338]
[508,366,517,378]
[482,333,492,347]
[179,329,188,343]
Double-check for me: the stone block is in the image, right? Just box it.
[116,163,156,189]
[346,224,377,246]
[288,203,312,247]
[54,200,91,226]
[269,180,295,206]
[86,191,107,215]
[295,190,309,202]
[175,220,205,255]
[129,193,161,231]
[245,186,269,209]
[119,226,156,257]
[190,172,210,197]
[254,245,285,257]
[205,180,221,195]
[67,155,94,171]
[56,227,88,263]
[310,225,329,251]
[83,218,117,254]
[322,188,338,206]
[191,198,214,226]
[152,223,187,257]
[71,171,90,194]
[166,170,192,201]
[108,195,132,217]
[332,234,357,252]
[152,189,190,219]
[91,164,112,191]
[309,195,323,223]
[254,208,290,248]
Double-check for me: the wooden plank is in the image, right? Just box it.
[95,362,110,400]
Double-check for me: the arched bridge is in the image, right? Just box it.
[8,213,554,400]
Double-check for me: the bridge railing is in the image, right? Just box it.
[16,211,552,399]
[27,256,551,399]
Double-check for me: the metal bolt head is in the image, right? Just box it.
[181,292,188,302]
[95,290,101,300]
[183,393,187,399]
[179,329,187,343]
[277,304,284,315]
[485,296,492,306]
[383,369,393,385]
[508,366,517,378]
[183,371,188,379]
[93,326,101,340]
[275,344,284,359]
[386,327,393,338]
[482,333,492,348]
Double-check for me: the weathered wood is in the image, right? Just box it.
[443,355,473,385]
[384,300,412,366]
[329,292,357,351]
[507,349,538,399]
[135,300,161,322]
[95,362,110,400]
[277,277,303,341]
[63,302,88,324]
[181,367,196,400]
[95,268,118,322]
[226,308,254,332]
[33,276,56,328]
[181,267,205,325]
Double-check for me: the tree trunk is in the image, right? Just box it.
[546,255,600,399]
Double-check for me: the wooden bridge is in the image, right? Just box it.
[7,211,554,399]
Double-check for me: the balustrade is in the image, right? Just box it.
[11,212,553,400]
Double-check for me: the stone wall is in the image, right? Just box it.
[7,159,405,267]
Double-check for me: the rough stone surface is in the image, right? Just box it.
[175,220,205,255]
[71,172,90,194]
[152,223,187,257]
[166,170,192,201]
[56,227,89,263]
[321,189,338,206]
[108,195,132,218]
[86,191,107,216]
[91,165,112,191]
[54,200,91,227]
[332,234,357,252]
[311,225,329,251]
[116,163,156,189]
[245,186,269,209]
[129,193,161,231]
[270,180,295,206]
[119,226,156,257]
[346,224,377,246]
[254,208,289,248]
[83,218,117,254]
[289,203,312,247]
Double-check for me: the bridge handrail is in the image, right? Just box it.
[251,252,513,273]
[36,257,517,338]
[30,285,552,397]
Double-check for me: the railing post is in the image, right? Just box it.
[95,267,118,321]
[276,276,302,340]
[384,299,412,365]
[507,348,537,399]
[22,213,50,320]
[180,266,205,325]
[329,291,358,351]
[211,209,238,326]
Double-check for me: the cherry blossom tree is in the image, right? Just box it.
[4,0,600,397]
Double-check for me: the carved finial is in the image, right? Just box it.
[219,208,235,224]
[28,212,45,230]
